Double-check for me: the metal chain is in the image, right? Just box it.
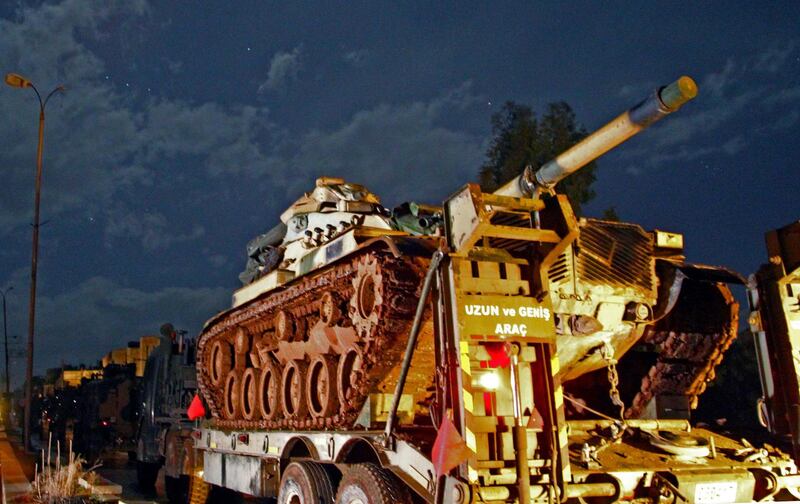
[601,341,626,422]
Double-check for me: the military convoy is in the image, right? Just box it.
[135,324,203,502]
[122,76,800,503]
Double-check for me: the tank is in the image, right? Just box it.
[135,323,200,500]
[196,75,740,430]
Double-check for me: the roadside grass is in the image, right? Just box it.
[29,435,100,504]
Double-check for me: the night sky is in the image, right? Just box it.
[0,1,797,380]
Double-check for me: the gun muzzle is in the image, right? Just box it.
[494,76,698,198]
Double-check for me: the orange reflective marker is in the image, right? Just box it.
[432,415,472,477]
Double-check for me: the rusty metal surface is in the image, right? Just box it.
[196,246,432,430]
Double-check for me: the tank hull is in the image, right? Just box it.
[197,242,436,430]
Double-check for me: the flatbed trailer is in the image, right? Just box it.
[195,421,800,502]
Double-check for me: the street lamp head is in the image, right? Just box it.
[5,73,31,89]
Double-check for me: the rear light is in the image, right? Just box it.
[472,370,501,390]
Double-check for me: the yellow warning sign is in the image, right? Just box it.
[456,294,555,341]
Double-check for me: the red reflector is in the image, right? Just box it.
[484,342,510,368]
[237,433,249,444]
[191,430,202,440]
[187,394,206,420]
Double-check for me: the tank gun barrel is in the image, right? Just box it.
[494,76,698,198]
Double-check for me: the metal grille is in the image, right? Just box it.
[576,219,654,293]
[547,251,571,284]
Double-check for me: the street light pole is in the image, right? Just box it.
[5,73,64,451]
[1,286,12,396]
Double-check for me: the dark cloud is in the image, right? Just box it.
[31,276,229,371]
[0,0,283,248]
[342,49,369,67]
[104,204,205,251]
[618,43,799,173]
[258,46,303,93]
[292,82,485,204]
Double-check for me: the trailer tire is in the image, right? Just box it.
[335,463,411,504]
[136,461,160,491]
[278,461,334,504]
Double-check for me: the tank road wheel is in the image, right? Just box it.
[259,360,282,420]
[307,355,339,418]
[335,463,411,504]
[275,310,298,342]
[209,340,233,387]
[234,326,250,353]
[320,291,343,326]
[223,371,242,419]
[278,461,334,504]
[349,255,383,341]
[337,347,364,405]
[282,360,309,418]
[240,367,261,421]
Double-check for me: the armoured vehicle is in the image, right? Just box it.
[136,324,202,502]
[191,77,800,503]
[74,363,139,458]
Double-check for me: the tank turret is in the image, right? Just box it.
[238,177,394,286]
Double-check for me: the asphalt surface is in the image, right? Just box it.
[96,457,168,503]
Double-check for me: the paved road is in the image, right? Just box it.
[96,458,168,503]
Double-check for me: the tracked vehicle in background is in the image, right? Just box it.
[193,77,800,503]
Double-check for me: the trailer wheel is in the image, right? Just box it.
[335,463,411,504]
[278,461,334,504]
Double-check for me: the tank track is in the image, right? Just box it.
[197,247,428,431]
[627,279,738,418]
